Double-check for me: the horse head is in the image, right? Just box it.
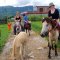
[40,17,57,37]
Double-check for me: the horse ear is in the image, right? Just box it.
[42,17,48,23]
[42,17,52,23]
[42,18,45,22]
[44,17,52,23]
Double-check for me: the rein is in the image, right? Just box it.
[49,20,58,32]
[49,24,58,32]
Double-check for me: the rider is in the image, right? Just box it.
[14,11,22,35]
[48,2,60,39]
[48,3,60,51]
[48,2,59,22]
[23,13,28,24]
[14,11,21,24]
[23,13,29,28]
[23,12,31,30]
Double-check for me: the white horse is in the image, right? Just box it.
[40,17,59,59]
[11,32,28,60]
[15,21,21,34]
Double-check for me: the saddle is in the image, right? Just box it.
[24,23,29,28]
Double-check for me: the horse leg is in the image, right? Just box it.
[58,33,60,40]
[14,25,16,35]
[28,30,30,36]
[19,44,24,60]
[52,43,54,50]
[26,29,27,33]
[54,44,58,56]
[48,45,51,59]
[29,31,30,36]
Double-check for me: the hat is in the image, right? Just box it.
[49,3,55,8]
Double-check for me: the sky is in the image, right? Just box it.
[0,0,60,8]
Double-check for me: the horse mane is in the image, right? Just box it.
[42,17,52,23]
[42,17,57,29]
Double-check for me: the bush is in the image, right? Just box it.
[28,15,37,21]
[28,14,47,21]
[0,16,7,24]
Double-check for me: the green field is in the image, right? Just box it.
[31,21,42,33]
[0,24,11,53]
[31,21,60,48]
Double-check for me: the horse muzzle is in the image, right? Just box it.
[40,32,48,37]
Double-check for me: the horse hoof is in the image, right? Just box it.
[52,48,54,50]
[55,53,58,56]
[29,34,30,36]
[48,55,51,59]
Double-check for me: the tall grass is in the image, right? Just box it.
[31,21,42,33]
[0,24,11,53]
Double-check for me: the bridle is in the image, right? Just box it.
[48,19,58,32]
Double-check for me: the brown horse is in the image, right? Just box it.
[24,21,31,36]
[41,17,60,59]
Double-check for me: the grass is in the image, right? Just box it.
[31,21,42,33]
[31,21,60,48]
[0,24,11,53]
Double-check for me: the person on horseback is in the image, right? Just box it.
[47,3,59,58]
[48,2,60,37]
[22,12,31,36]
[22,13,29,29]
[14,11,21,24]
[14,11,22,35]
[23,13,28,24]
[48,2,59,22]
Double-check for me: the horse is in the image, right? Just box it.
[41,17,60,39]
[24,21,31,36]
[40,17,60,59]
[15,21,21,34]
[11,32,28,60]
[14,21,21,35]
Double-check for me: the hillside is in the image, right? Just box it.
[0,6,33,17]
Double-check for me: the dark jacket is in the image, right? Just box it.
[48,9,59,19]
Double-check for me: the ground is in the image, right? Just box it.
[0,31,60,60]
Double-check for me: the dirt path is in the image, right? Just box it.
[0,31,60,60]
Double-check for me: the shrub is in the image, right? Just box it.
[28,14,47,21]
[0,16,7,24]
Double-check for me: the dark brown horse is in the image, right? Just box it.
[24,21,31,36]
